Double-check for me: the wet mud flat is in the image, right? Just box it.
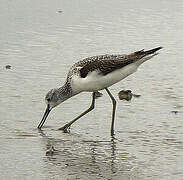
[0,0,183,179]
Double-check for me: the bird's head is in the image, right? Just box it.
[38,87,71,129]
[45,88,61,109]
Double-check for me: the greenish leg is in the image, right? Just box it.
[59,92,96,132]
[105,88,116,136]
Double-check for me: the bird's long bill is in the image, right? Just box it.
[38,104,51,129]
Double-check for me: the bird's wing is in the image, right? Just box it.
[79,47,162,78]
[79,52,143,78]
[80,59,126,78]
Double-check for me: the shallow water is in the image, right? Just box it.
[0,0,183,179]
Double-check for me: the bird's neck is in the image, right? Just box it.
[58,82,73,102]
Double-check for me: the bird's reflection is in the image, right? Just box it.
[90,142,97,164]
[38,129,133,178]
[110,136,117,174]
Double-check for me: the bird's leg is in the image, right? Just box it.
[105,88,117,137]
[59,92,96,132]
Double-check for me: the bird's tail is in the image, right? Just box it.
[144,46,163,56]
[132,46,163,58]
[128,46,163,65]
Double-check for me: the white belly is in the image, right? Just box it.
[71,63,139,94]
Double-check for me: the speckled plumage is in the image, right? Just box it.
[67,47,161,79]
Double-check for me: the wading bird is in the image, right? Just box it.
[38,47,162,136]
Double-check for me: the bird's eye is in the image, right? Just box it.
[47,98,51,102]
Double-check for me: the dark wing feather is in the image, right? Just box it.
[79,57,133,78]
[79,47,163,78]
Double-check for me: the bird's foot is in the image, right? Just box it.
[58,123,71,133]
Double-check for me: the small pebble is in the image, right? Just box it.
[46,145,55,156]
[118,90,132,101]
[5,65,11,69]
[118,90,141,101]
[171,110,178,114]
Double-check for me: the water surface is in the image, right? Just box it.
[0,0,183,179]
